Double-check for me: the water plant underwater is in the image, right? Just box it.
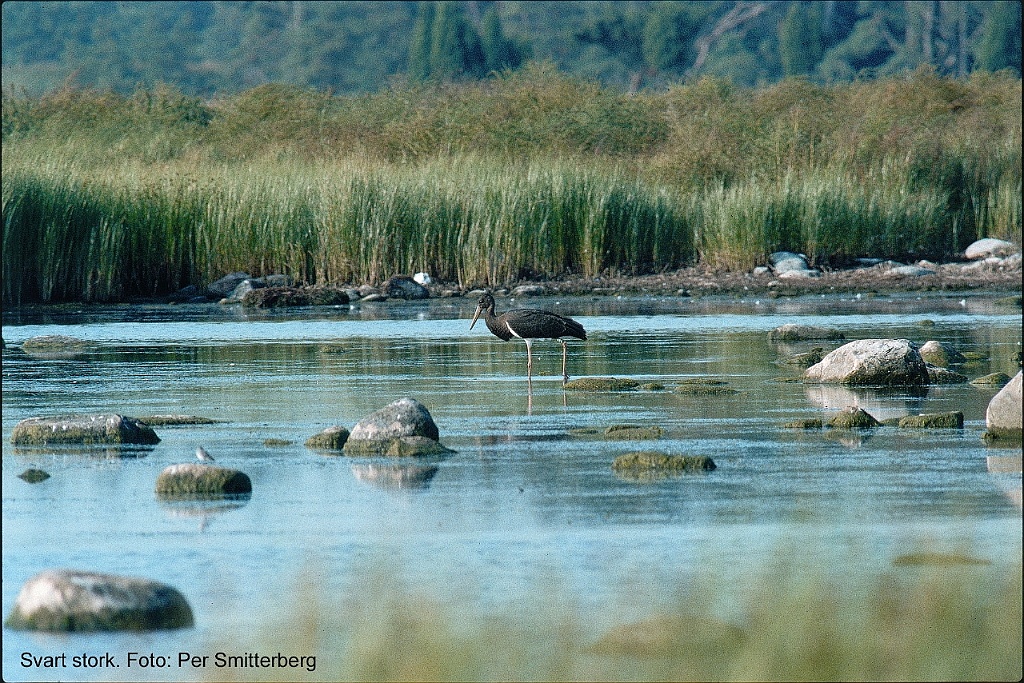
[3,66,1020,304]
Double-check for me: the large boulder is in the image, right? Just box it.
[343,398,451,456]
[804,339,930,386]
[11,414,160,446]
[985,371,1022,440]
[5,570,193,631]
[964,238,1019,260]
[155,464,252,497]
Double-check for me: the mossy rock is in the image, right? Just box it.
[604,425,663,440]
[826,407,880,429]
[342,435,453,457]
[136,415,222,426]
[304,426,350,450]
[897,411,964,429]
[11,414,160,446]
[155,463,252,498]
[564,377,640,391]
[18,468,51,483]
[568,427,601,436]
[961,351,988,361]
[918,340,967,367]
[21,335,96,351]
[639,382,666,391]
[971,372,1011,387]
[5,570,193,632]
[612,451,716,480]
[783,418,822,430]
[983,429,1023,445]
[768,324,844,342]
[674,383,739,396]
[263,438,293,447]
[893,552,991,567]
[782,347,825,368]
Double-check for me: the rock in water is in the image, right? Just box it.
[11,414,160,445]
[155,463,252,497]
[918,340,967,367]
[5,569,193,631]
[343,398,451,456]
[804,339,929,386]
[985,371,1022,441]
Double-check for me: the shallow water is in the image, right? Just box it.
[2,292,1021,681]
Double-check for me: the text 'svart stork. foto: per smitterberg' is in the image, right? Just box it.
[470,293,587,385]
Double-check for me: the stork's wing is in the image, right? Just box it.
[505,309,586,340]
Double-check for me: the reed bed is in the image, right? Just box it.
[3,69,1021,303]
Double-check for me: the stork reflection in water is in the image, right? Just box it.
[470,293,587,386]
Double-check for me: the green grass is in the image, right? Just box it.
[206,551,1022,681]
[3,68,1021,303]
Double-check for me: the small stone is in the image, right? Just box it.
[305,426,350,450]
[783,418,822,429]
[926,365,968,384]
[826,407,881,429]
[971,372,1011,387]
[563,377,641,391]
[897,412,964,429]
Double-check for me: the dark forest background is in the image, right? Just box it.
[3,1,1021,96]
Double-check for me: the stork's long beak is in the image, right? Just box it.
[470,305,482,330]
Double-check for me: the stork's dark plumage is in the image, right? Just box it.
[470,293,587,384]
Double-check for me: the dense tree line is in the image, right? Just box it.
[2,1,1020,95]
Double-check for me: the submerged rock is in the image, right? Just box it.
[305,426,350,450]
[971,372,1012,387]
[564,377,641,391]
[897,411,964,429]
[804,339,929,386]
[673,382,739,396]
[611,451,716,480]
[893,552,991,566]
[343,398,452,456]
[17,468,50,483]
[21,335,97,359]
[985,371,1022,442]
[768,324,845,342]
[136,415,222,426]
[5,569,193,632]
[825,406,881,429]
[783,418,823,429]
[11,414,160,446]
[926,365,968,384]
[155,463,252,497]
[604,425,663,440]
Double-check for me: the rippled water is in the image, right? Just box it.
[2,292,1021,681]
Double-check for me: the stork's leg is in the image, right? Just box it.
[561,340,569,384]
[523,338,533,382]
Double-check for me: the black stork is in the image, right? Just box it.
[470,293,587,385]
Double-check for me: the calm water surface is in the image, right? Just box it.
[2,292,1021,681]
